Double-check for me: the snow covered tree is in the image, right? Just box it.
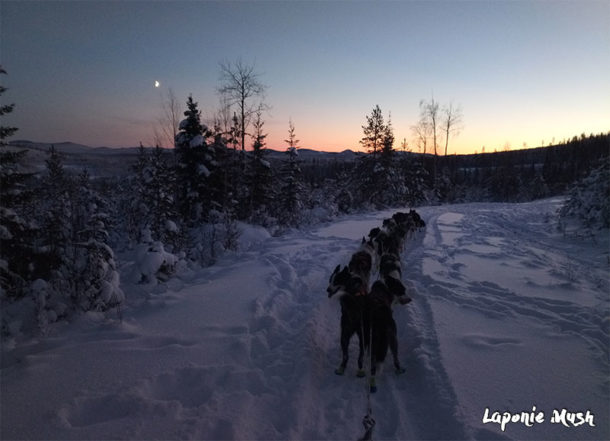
[0,67,17,141]
[40,146,73,277]
[174,95,217,224]
[72,172,124,313]
[125,143,151,243]
[376,115,408,206]
[278,119,305,225]
[0,67,36,298]
[354,106,405,208]
[147,145,179,247]
[400,153,429,206]
[560,159,610,229]
[246,106,274,223]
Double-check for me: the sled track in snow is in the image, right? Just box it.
[4,201,607,441]
[392,219,472,440]
[249,217,475,440]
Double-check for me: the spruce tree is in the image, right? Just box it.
[38,147,77,307]
[279,119,304,225]
[72,170,124,313]
[127,143,151,243]
[247,107,274,223]
[174,95,216,224]
[360,105,385,157]
[354,105,391,208]
[148,145,179,247]
[0,67,35,298]
[43,146,73,268]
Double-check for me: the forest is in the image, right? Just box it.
[1,64,609,335]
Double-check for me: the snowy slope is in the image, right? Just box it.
[1,199,608,440]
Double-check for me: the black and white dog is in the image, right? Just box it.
[392,210,426,235]
[348,249,373,290]
[379,252,412,305]
[327,256,371,377]
[359,237,380,275]
[365,275,411,392]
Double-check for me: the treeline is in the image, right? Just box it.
[432,132,610,202]
[298,131,610,205]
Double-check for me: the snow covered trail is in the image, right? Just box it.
[1,199,608,440]
[412,199,609,440]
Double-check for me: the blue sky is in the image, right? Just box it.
[2,0,608,153]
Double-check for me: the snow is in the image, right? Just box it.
[1,198,608,440]
[235,222,271,251]
[189,134,204,148]
[197,163,210,177]
[165,219,179,233]
[128,240,179,284]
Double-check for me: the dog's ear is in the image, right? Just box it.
[385,276,406,297]
[329,265,340,282]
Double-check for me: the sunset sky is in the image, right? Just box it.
[2,0,608,154]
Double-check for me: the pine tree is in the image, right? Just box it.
[174,95,216,224]
[560,159,610,229]
[360,105,385,157]
[0,67,17,141]
[279,119,304,225]
[42,146,73,269]
[0,67,35,298]
[37,147,78,308]
[376,114,407,206]
[148,145,179,247]
[354,105,397,208]
[127,143,151,243]
[247,107,274,223]
[400,153,428,207]
[72,170,124,313]
[380,112,396,175]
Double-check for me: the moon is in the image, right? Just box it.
[154,80,160,88]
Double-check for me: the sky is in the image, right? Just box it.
[1,0,609,154]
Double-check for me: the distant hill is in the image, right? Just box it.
[9,140,141,155]
[265,147,357,162]
[7,140,143,178]
[6,140,359,178]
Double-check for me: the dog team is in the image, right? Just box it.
[326,209,425,392]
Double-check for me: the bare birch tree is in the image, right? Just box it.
[413,97,441,185]
[441,102,463,156]
[218,60,267,153]
[154,88,181,148]
[411,117,429,156]
[420,97,440,156]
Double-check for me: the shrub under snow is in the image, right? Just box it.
[559,160,610,230]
